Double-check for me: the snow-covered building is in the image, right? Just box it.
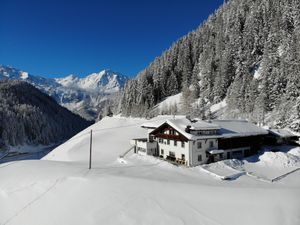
[131,117,268,166]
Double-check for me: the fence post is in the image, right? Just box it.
[89,130,93,170]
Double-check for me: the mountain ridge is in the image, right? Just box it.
[0,65,129,120]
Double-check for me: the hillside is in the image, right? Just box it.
[0,116,299,225]
[0,80,91,147]
[0,65,128,120]
[120,0,300,132]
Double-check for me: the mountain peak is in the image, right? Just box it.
[0,65,129,120]
[77,69,128,92]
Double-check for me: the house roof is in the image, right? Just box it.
[212,120,269,139]
[269,129,298,138]
[141,115,185,129]
[146,117,268,141]
[188,119,220,130]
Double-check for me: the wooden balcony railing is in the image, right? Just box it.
[155,133,187,142]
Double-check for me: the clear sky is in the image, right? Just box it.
[0,0,224,78]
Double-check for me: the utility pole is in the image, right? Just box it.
[89,129,93,170]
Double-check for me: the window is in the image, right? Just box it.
[197,141,202,149]
[198,155,202,162]
[169,151,175,158]
[174,140,177,146]
[167,139,170,145]
[181,141,185,148]
[181,154,185,160]
[209,141,214,148]
[161,149,164,155]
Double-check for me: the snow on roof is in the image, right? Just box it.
[269,129,298,138]
[164,117,220,140]
[145,117,268,140]
[142,121,164,129]
[141,115,186,129]
[212,120,268,138]
[189,120,220,130]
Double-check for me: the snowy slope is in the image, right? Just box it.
[0,116,299,225]
[155,93,182,114]
[0,65,128,120]
[44,115,170,163]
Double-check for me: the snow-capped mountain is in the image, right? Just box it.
[55,69,128,94]
[0,65,128,120]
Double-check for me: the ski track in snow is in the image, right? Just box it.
[1,168,87,225]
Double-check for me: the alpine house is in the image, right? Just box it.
[130,117,269,166]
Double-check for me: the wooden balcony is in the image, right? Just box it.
[165,155,187,166]
[155,133,187,142]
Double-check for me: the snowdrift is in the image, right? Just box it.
[259,151,300,168]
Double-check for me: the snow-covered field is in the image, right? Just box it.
[0,116,300,225]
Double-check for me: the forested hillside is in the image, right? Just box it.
[0,80,91,147]
[120,0,300,132]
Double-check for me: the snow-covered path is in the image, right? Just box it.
[0,116,300,225]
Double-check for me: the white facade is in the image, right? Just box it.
[130,139,157,156]
[189,138,218,166]
[130,136,250,166]
[156,138,190,165]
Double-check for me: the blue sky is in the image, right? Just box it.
[0,0,224,78]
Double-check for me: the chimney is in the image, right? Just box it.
[185,125,191,133]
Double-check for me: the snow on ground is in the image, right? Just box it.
[288,147,300,157]
[202,148,300,183]
[259,151,300,168]
[155,93,182,112]
[241,148,300,181]
[0,116,300,225]
[200,160,245,180]
[210,99,227,113]
[44,115,171,164]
